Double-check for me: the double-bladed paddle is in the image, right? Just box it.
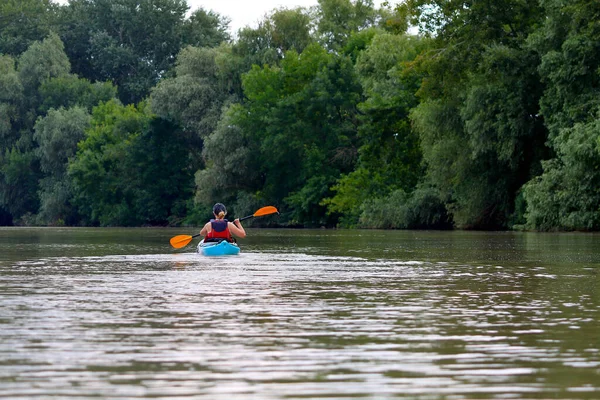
[169,206,278,249]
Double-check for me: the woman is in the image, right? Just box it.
[200,203,246,242]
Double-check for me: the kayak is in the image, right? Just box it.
[197,239,240,256]
[197,240,240,256]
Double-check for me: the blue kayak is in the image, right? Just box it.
[197,240,240,256]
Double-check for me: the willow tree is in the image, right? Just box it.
[0,33,71,224]
[34,106,90,225]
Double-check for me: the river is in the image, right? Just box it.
[0,227,599,399]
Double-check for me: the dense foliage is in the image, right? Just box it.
[1,0,599,230]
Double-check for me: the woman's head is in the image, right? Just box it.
[212,203,227,219]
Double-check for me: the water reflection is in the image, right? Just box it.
[0,228,599,398]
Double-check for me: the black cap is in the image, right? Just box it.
[213,203,227,215]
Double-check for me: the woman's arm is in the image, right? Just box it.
[228,219,246,238]
[200,221,211,237]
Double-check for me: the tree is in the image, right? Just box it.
[199,43,363,226]
[34,106,90,225]
[15,31,71,139]
[0,33,72,224]
[150,44,243,208]
[324,32,424,226]
[233,7,314,69]
[69,100,150,226]
[39,75,117,114]
[0,148,39,222]
[0,55,24,151]
[401,0,546,229]
[150,44,239,140]
[0,0,58,56]
[69,100,194,226]
[523,115,600,231]
[126,117,196,226]
[57,0,230,104]
[182,8,231,49]
[316,0,381,52]
[522,0,600,230]
[17,32,70,98]
[35,106,90,177]
[193,103,260,213]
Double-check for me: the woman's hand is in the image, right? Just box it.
[229,219,246,238]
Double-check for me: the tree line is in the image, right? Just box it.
[0,0,598,231]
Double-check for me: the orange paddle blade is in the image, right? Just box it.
[169,234,193,249]
[253,206,278,217]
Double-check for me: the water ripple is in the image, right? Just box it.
[1,250,599,399]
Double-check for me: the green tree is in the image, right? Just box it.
[150,44,239,140]
[57,0,230,104]
[357,186,450,229]
[150,44,242,206]
[0,148,39,223]
[0,33,71,224]
[316,0,381,52]
[35,107,90,177]
[34,106,90,224]
[182,8,231,49]
[523,115,600,231]
[69,100,194,226]
[324,32,424,226]
[193,103,260,213]
[154,6,317,224]
[69,100,150,225]
[199,43,362,226]
[18,32,70,99]
[16,31,71,140]
[523,0,600,230]
[0,0,58,56]
[0,55,24,150]
[401,0,546,229]
[39,75,117,113]
[233,7,314,69]
[127,117,196,226]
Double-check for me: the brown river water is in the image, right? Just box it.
[0,227,599,399]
